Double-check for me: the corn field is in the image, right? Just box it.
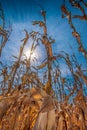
[0,0,87,130]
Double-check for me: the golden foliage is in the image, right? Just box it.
[0,87,87,130]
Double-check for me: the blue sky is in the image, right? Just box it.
[0,0,87,76]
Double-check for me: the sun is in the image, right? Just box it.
[23,43,44,64]
[24,48,38,60]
